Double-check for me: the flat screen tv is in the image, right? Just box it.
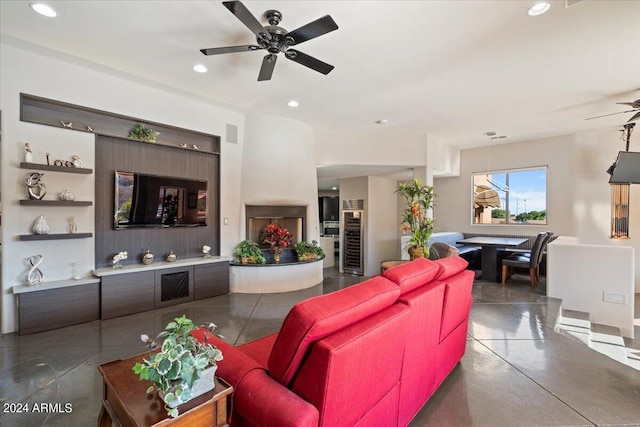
[114,171,207,229]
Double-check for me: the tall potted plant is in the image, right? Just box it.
[396,178,435,259]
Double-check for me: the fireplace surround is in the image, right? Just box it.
[245,205,306,246]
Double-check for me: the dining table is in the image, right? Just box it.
[456,236,528,282]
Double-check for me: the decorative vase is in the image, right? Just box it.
[142,249,154,265]
[33,215,50,235]
[160,365,218,408]
[273,249,281,263]
[407,246,425,260]
[166,251,177,262]
[58,189,76,201]
[112,261,123,269]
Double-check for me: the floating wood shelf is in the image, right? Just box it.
[20,200,93,206]
[20,162,93,174]
[18,233,93,241]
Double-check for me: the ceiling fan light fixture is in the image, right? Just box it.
[287,100,299,108]
[192,64,208,73]
[29,2,57,17]
[528,2,551,16]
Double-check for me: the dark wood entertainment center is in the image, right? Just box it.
[13,93,228,335]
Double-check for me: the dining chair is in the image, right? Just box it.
[501,232,550,287]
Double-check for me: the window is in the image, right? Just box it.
[472,167,547,225]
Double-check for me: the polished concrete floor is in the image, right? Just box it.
[1,266,639,426]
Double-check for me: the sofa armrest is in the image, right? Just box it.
[199,335,263,387]
[233,368,319,427]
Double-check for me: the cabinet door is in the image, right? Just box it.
[194,262,229,300]
[154,266,195,308]
[101,271,155,319]
[323,197,340,221]
[19,284,100,335]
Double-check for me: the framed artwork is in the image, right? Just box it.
[188,193,197,209]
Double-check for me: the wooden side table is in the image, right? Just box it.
[98,353,232,427]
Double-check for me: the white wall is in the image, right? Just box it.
[434,132,640,292]
[240,115,320,242]
[315,131,427,166]
[0,43,245,333]
[367,176,399,276]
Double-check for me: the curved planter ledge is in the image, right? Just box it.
[230,257,324,293]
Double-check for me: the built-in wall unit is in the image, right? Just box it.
[8,94,230,334]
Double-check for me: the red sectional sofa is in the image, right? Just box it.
[206,256,474,426]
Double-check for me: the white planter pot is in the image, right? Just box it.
[161,365,217,408]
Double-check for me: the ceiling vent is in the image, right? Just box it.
[565,0,584,7]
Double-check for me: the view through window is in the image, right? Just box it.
[472,167,547,225]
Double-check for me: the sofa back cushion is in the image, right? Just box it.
[291,304,409,427]
[268,276,400,386]
[439,269,475,342]
[383,257,441,295]
[433,256,469,280]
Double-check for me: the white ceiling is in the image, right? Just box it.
[2,0,639,190]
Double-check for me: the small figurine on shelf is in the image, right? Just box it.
[32,215,50,235]
[71,155,85,168]
[112,251,128,269]
[142,248,155,265]
[68,216,78,234]
[24,143,33,163]
[202,245,211,258]
[26,255,44,285]
[25,172,46,200]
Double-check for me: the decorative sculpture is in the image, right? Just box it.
[26,255,44,285]
[24,143,33,163]
[25,172,46,200]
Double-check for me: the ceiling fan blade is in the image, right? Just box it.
[627,111,640,123]
[286,15,338,45]
[223,1,271,41]
[285,49,334,75]
[585,109,636,120]
[200,45,260,55]
[616,99,640,108]
[258,54,277,81]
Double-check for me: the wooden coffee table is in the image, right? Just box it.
[98,352,232,426]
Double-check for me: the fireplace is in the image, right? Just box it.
[245,205,306,246]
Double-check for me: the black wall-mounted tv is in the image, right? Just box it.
[114,171,207,229]
[609,151,640,184]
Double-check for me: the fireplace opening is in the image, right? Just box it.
[160,271,189,301]
[245,205,306,246]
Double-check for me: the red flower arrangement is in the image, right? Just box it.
[261,223,294,256]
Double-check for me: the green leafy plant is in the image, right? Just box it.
[132,315,223,418]
[233,240,266,264]
[396,178,435,258]
[128,122,159,142]
[293,240,325,261]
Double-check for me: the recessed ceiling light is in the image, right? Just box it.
[528,2,551,16]
[192,64,207,73]
[29,2,57,17]
[375,119,388,125]
[287,100,299,108]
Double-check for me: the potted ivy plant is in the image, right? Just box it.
[395,178,435,259]
[132,315,223,418]
[128,122,159,143]
[233,240,266,264]
[293,240,325,261]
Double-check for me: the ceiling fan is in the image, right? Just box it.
[200,1,338,81]
[585,99,640,123]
